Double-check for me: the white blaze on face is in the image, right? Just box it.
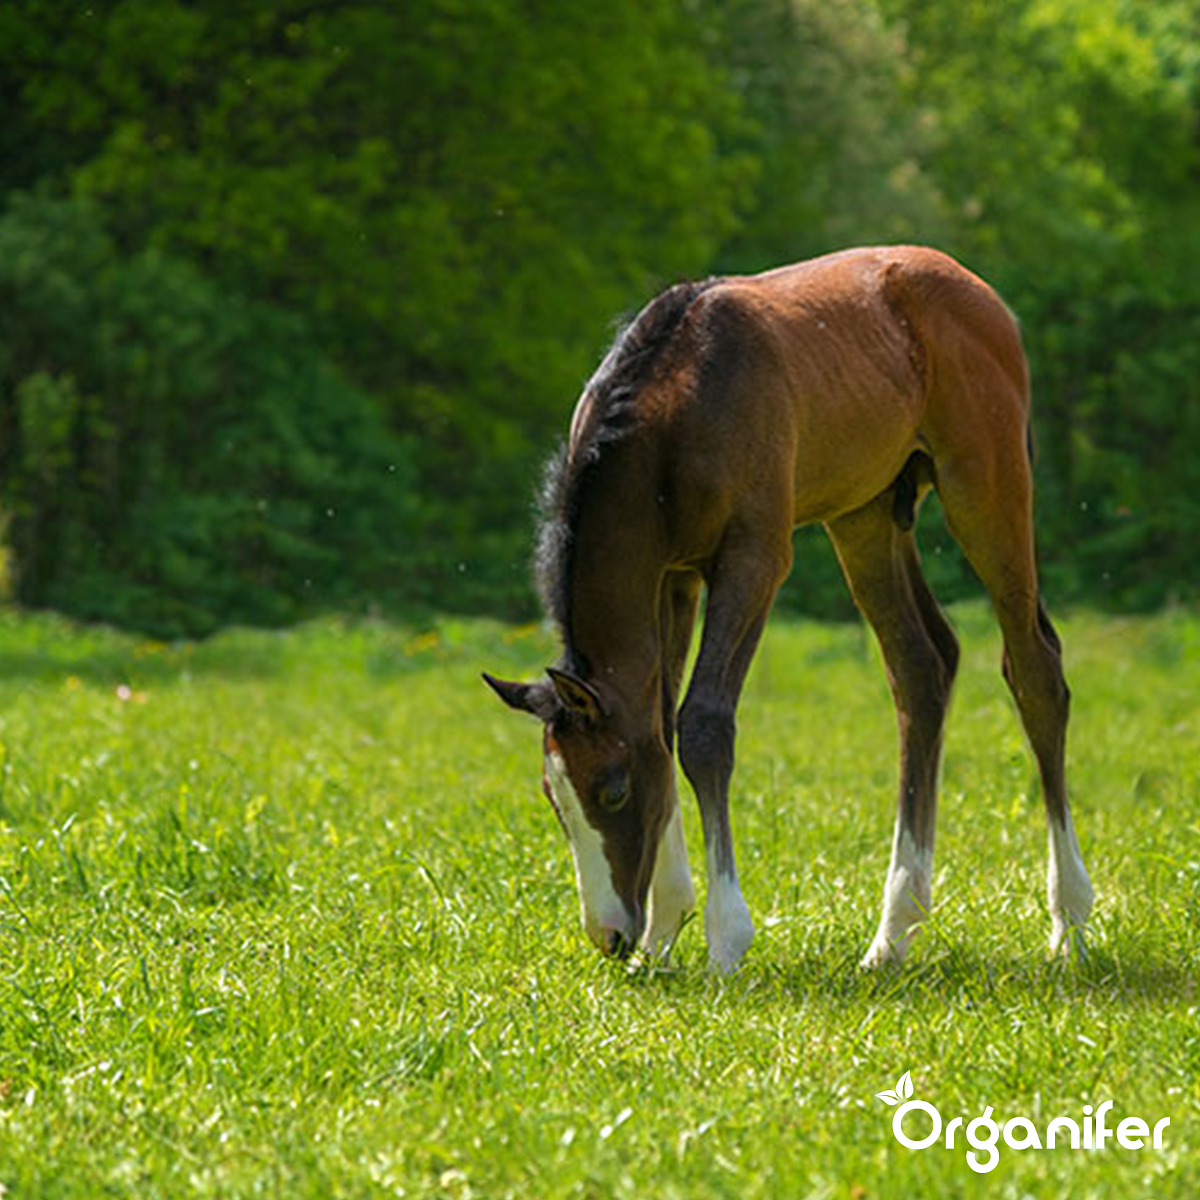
[544,749,636,950]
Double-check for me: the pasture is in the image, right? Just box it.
[0,604,1195,1197]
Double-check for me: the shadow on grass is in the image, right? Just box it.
[622,933,1198,1010]
[759,941,1199,1008]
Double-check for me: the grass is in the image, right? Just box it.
[0,601,1196,1197]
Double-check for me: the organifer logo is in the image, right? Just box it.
[875,1068,1171,1174]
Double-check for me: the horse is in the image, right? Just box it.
[484,245,1094,973]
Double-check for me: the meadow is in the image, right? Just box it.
[0,602,1195,1198]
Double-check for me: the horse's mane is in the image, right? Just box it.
[534,278,718,656]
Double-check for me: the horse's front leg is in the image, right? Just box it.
[678,536,791,973]
[640,777,696,958]
[641,572,702,959]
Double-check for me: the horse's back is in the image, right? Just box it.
[733,244,1025,401]
[673,248,934,527]
[654,246,1031,560]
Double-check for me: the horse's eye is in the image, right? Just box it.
[596,770,631,812]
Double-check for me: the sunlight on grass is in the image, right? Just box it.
[0,605,1195,1197]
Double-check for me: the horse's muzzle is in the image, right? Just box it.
[601,927,636,959]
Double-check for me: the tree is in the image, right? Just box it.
[0,195,418,635]
[884,0,1200,604]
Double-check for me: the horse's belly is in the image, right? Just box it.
[789,395,922,525]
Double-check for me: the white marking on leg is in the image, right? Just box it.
[545,750,636,950]
[705,843,754,975]
[861,824,932,969]
[1047,807,1093,956]
[640,778,696,958]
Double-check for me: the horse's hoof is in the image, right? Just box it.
[1049,918,1090,962]
[639,906,695,961]
[860,934,909,971]
[705,898,754,975]
[707,945,749,975]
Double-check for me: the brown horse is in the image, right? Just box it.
[485,246,1093,972]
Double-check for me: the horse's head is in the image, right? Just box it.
[484,667,671,957]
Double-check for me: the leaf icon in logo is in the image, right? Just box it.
[875,1069,915,1105]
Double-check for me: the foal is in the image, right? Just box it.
[485,246,1093,972]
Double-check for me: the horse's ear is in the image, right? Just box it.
[482,673,558,721]
[546,667,604,723]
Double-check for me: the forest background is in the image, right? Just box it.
[3,0,1198,637]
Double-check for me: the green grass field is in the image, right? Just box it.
[0,603,1196,1197]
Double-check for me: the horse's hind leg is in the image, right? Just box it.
[827,493,959,967]
[934,429,1094,956]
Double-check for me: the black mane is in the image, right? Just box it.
[534,277,718,659]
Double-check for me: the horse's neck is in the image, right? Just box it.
[566,475,664,705]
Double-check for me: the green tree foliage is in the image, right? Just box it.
[703,0,952,615]
[1,0,752,614]
[882,0,1200,605]
[0,196,417,636]
[1,0,1199,629]
[710,0,947,271]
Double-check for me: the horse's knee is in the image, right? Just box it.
[913,595,959,689]
[678,699,735,793]
[1054,669,1071,713]
[937,625,961,687]
[908,569,959,692]
[903,640,954,739]
[1038,614,1071,714]
[1036,598,1063,655]
[915,628,956,713]
[1002,644,1070,722]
